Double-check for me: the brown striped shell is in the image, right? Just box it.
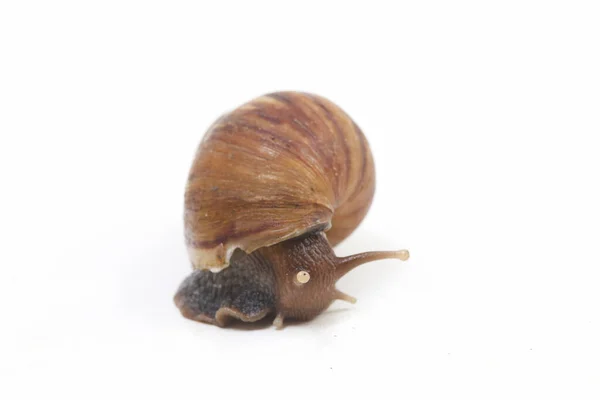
[184,91,375,270]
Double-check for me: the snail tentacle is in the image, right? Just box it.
[333,289,357,304]
[272,313,285,330]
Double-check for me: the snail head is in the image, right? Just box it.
[174,231,409,329]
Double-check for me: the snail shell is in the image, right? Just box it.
[185,92,374,268]
[176,92,409,328]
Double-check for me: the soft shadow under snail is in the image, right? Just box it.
[174,91,409,329]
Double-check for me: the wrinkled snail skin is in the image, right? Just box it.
[175,91,409,329]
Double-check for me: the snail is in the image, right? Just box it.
[174,91,409,329]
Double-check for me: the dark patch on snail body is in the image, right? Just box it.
[175,249,276,325]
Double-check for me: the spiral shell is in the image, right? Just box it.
[185,91,375,270]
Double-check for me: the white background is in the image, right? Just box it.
[1,1,599,399]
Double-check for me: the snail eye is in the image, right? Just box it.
[296,270,310,284]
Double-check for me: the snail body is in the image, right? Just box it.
[175,92,409,328]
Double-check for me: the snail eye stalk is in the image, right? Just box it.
[335,249,410,280]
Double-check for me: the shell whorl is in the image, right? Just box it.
[185,92,375,270]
